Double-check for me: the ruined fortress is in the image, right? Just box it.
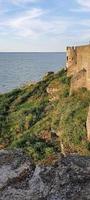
[66,44,90,141]
[66,44,90,93]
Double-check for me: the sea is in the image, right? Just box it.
[0,52,66,93]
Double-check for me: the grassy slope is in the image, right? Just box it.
[0,68,90,162]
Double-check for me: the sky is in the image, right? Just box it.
[0,0,90,52]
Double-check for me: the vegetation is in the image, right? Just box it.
[0,68,90,162]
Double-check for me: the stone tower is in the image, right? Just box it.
[66,44,90,92]
[66,46,77,77]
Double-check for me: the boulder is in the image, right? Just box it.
[0,149,90,200]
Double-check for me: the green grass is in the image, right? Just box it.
[0,68,90,161]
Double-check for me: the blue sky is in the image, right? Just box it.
[0,0,90,52]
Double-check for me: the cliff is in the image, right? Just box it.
[0,68,90,161]
[0,68,90,199]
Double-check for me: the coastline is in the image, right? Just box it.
[0,52,66,94]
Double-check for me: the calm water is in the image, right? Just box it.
[0,52,66,93]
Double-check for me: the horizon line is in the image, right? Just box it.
[0,51,65,53]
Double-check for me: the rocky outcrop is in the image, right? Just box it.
[47,80,60,101]
[0,149,90,200]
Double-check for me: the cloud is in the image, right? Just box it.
[71,8,90,12]
[80,19,90,26]
[0,8,70,38]
[72,0,90,12]
[9,8,45,27]
[10,0,41,5]
[77,0,90,8]
[1,0,90,51]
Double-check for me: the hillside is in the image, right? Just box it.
[0,68,90,162]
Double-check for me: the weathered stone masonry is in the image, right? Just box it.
[66,44,90,92]
[66,44,90,141]
[87,106,90,142]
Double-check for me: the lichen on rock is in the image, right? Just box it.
[0,149,90,200]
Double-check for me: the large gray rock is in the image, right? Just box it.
[0,149,90,200]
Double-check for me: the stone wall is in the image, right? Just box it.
[66,46,77,77]
[86,106,90,142]
[66,44,90,143]
[67,64,77,77]
[66,44,90,91]
[76,45,90,72]
[67,45,90,76]
[70,69,87,94]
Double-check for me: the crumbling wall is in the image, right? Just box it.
[76,45,90,72]
[66,44,90,91]
[70,69,87,94]
[86,106,90,142]
[86,54,90,90]
[67,64,77,77]
[66,44,90,142]
[66,46,77,77]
